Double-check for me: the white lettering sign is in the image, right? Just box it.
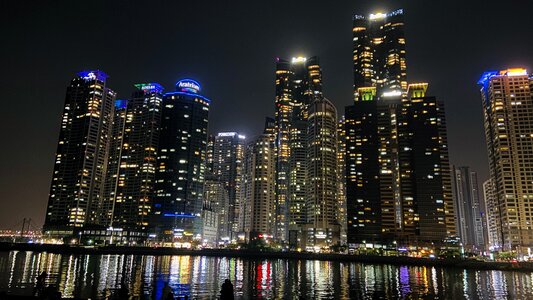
[177,80,200,93]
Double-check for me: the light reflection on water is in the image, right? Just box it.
[0,251,532,299]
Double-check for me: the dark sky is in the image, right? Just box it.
[0,0,532,229]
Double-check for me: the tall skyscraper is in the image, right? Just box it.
[337,116,348,245]
[407,84,455,242]
[101,83,163,236]
[241,127,276,240]
[274,56,322,243]
[451,166,487,252]
[345,87,383,246]
[153,79,210,241]
[346,9,454,249]
[478,68,533,254]
[203,133,226,244]
[44,70,116,234]
[345,83,454,248]
[306,97,339,248]
[352,9,407,100]
[212,132,246,240]
[347,9,410,246]
[100,99,128,227]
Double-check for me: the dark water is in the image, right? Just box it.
[0,251,532,299]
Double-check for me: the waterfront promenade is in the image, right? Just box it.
[1,242,531,272]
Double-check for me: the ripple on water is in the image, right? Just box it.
[0,251,531,299]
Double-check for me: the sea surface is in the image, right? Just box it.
[0,251,532,299]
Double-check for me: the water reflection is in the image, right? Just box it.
[0,251,531,299]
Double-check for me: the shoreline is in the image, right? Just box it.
[1,242,532,272]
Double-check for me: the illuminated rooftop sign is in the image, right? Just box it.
[78,70,108,81]
[82,72,96,80]
[176,79,201,94]
[369,12,386,20]
[218,132,237,137]
[291,57,307,64]
[217,132,246,139]
[381,90,402,98]
[358,9,403,21]
[134,82,164,93]
[388,9,403,17]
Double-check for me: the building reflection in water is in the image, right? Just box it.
[0,251,532,299]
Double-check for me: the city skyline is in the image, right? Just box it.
[1,0,532,230]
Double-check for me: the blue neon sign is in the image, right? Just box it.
[176,79,201,94]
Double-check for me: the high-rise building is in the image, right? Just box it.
[347,8,454,249]
[483,179,501,251]
[241,128,276,240]
[203,176,229,242]
[212,132,246,240]
[347,9,409,247]
[478,68,533,254]
[337,116,348,245]
[204,134,224,244]
[306,97,339,248]
[407,84,455,243]
[44,70,116,234]
[345,83,454,248]
[102,83,163,236]
[100,99,128,227]
[274,56,322,243]
[352,9,407,100]
[153,79,210,241]
[451,166,487,252]
[345,87,383,246]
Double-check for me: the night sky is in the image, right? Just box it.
[0,0,532,229]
